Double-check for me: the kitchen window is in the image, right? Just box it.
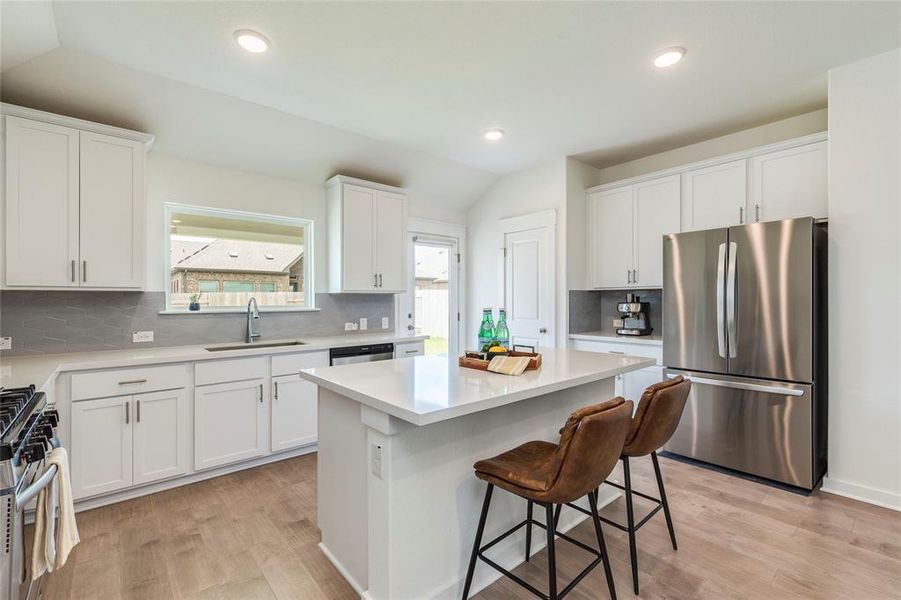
[164,203,314,312]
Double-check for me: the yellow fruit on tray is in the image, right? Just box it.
[488,346,507,353]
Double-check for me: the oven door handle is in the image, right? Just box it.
[15,464,58,512]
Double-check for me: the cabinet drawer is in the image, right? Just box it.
[571,339,663,365]
[271,350,330,377]
[195,356,267,386]
[71,363,188,401]
[394,341,425,358]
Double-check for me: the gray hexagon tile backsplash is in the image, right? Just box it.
[0,291,393,356]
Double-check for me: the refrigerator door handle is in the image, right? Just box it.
[716,242,727,358]
[726,241,738,358]
[666,373,805,396]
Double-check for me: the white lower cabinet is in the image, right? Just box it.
[71,388,188,499]
[71,396,133,499]
[394,340,425,358]
[271,374,317,452]
[132,389,190,486]
[621,366,665,404]
[194,378,268,471]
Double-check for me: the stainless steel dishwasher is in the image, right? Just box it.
[329,343,395,366]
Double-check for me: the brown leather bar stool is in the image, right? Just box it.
[555,376,691,595]
[461,397,634,600]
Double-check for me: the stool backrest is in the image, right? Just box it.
[546,397,633,503]
[622,376,692,457]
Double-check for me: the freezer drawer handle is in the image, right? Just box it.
[667,374,804,396]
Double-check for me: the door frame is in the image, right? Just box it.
[398,218,466,357]
[499,209,556,348]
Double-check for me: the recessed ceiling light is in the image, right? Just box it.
[484,128,505,141]
[654,47,685,68]
[234,29,269,54]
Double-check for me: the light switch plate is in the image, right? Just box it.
[132,331,154,343]
[381,317,389,329]
[359,317,368,330]
[0,337,11,350]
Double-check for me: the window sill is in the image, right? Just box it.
[159,307,321,315]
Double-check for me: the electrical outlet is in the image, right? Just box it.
[371,444,383,479]
[344,322,359,331]
[359,318,368,330]
[381,317,389,329]
[0,337,11,350]
[132,331,154,343]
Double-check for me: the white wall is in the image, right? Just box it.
[565,157,603,291]
[146,153,328,293]
[466,159,567,348]
[596,109,828,184]
[823,48,901,510]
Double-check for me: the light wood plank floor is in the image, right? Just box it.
[37,453,901,599]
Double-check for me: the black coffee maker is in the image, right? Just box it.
[615,293,652,336]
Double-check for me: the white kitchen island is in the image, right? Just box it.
[300,348,654,600]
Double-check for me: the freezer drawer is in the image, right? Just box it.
[664,369,815,489]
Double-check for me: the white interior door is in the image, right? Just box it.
[503,222,554,349]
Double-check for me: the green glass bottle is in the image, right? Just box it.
[495,308,510,348]
[478,308,495,350]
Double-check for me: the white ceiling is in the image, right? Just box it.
[2,1,900,207]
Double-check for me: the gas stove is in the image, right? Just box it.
[1,385,57,468]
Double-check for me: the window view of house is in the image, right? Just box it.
[168,207,309,310]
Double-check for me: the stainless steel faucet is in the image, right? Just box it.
[246,297,261,343]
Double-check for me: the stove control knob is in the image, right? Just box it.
[24,442,46,463]
[42,410,59,427]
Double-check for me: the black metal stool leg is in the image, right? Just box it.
[652,451,677,551]
[553,503,562,529]
[525,500,534,562]
[462,484,494,599]
[622,457,639,594]
[589,490,617,600]
[545,502,558,600]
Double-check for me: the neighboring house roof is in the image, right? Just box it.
[171,237,302,274]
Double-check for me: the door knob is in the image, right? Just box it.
[539,327,547,334]
[407,324,415,331]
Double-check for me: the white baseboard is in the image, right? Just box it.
[319,542,367,597]
[821,476,901,512]
[72,444,318,513]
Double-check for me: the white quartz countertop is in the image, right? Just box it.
[569,331,663,346]
[300,348,655,426]
[0,332,428,392]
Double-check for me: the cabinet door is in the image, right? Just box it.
[70,396,133,499]
[683,159,747,231]
[4,116,80,287]
[621,366,665,404]
[194,378,268,471]
[375,190,407,292]
[79,131,144,288]
[394,340,425,358]
[588,186,633,288]
[133,389,189,485]
[271,374,318,452]
[634,175,681,287]
[750,141,827,222]
[342,184,377,291]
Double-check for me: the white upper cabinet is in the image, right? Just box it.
[588,186,633,288]
[750,140,827,222]
[4,116,80,287]
[634,175,681,287]
[587,174,680,289]
[682,159,747,231]
[327,175,407,293]
[79,131,145,288]
[2,105,153,289]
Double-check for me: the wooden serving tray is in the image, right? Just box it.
[459,350,542,372]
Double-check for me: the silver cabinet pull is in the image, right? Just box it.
[125,401,130,425]
[136,400,141,423]
[378,273,383,287]
[374,273,378,287]
[633,269,638,284]
[274,381,279,400]
[626,270,631,284]
[715,243,727,358]
[739,206,744,224]
[259,383,264,403]
[755,204,760,222]
[608,350,625,355]
[539,327,547,333]
[70,260,76,282]
[118,379,148,385]
[405,350,418,354]
[82,260,87,282]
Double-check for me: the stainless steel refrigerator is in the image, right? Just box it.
[662,217,827,490]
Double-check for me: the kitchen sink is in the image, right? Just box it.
[204,340,307,352]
